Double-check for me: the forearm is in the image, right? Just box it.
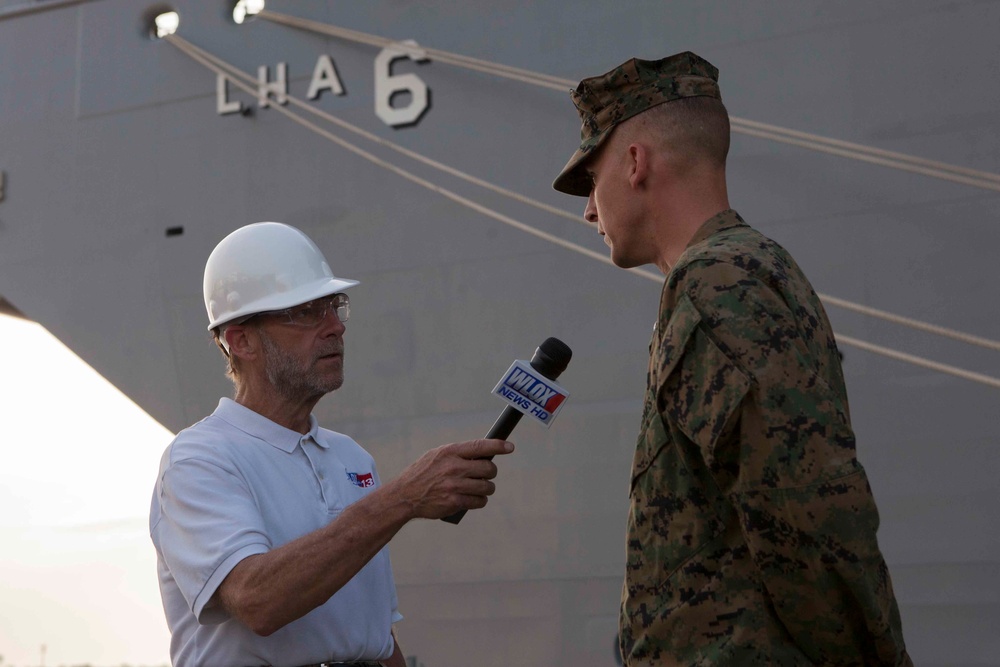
[218,481,414,635]
[215,438,509,635]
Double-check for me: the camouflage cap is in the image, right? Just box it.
[552,52,721,196]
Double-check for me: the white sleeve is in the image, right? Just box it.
[153,457,271,624]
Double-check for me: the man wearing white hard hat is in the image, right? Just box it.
[150,222,513,667]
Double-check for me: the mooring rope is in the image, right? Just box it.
[259,8,1000,193]
[165,34,1000,389]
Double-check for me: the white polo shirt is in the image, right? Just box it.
[150,398,402,667]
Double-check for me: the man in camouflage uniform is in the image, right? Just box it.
[552,52,911,666]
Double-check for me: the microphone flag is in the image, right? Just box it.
[492,359,570,427]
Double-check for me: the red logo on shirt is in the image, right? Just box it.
[346,471,375,488]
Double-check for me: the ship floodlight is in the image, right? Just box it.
[233,0,265,25]
[153,11,179,38]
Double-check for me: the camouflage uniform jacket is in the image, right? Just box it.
[621,209,910,666]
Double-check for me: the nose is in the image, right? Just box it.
[584,190,600,228]
[319,307,346,337]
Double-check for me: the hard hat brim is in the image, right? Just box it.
[207,276,359,330]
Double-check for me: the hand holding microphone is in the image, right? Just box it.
[389,438,514,520]
[441,337,572,524]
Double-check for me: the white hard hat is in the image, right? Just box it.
[203,222,359,330]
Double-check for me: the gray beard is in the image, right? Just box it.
[258,329,343,400]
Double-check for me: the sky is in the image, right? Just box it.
[0,314,174,667]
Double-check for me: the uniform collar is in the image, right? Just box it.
[684,208,747,249]
[667,208,747,274]
[213,397,326,453]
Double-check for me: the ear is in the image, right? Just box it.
[627,142,649,190]
[224,324,258,361]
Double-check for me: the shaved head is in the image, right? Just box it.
[616,96,731,172]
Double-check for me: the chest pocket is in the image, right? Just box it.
[633,293,751,485]
[626,294,751,591]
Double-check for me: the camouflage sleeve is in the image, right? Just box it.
[662,259,908,664]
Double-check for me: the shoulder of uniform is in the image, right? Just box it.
[671,226,792,293]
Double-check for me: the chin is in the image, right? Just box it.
[310,368,344,395]
[325,373,344,393]
[610,250,641,270]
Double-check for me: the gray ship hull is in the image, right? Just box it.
[2,1,998,665]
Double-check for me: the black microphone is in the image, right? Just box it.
[441,337,572,524]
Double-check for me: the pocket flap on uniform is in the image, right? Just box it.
[631,294,709,482]
[654,292,704,384]
[659,294,750,460]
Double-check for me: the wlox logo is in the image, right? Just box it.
[492,360,569,427]
[346,471,375,488]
